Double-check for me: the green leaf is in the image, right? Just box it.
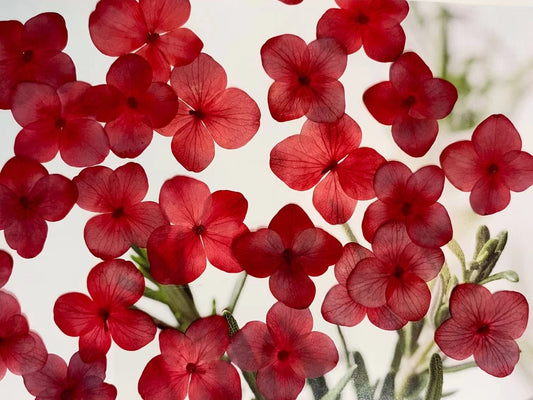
[222,310,240,336]
[378,372,395,400]
[308,376,329,399]
[473,225,490,259]
[318,365,357,400]
[424,353,443,400]
[352,352,374,400]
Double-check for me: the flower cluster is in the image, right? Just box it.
[0,1,531,399]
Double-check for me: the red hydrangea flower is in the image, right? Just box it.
[10,81,109,167]
[270,113,385,224]
[317,0,409,62]
[87,54,178,158]
[89,0,203,82]
[53,259,156,362]
[0,12,76,109]
[138,316,241,400]
[227,302,338,400]
[440,114,533,215]
[0,290,47,379]
[321,243,407,330]
[0,156,77,258]
[0,250,13,288]
[435,283,529,377]
[348,222,444,321]
[148,176,248,285]
[23,352,117,400]
[363,52,457,157]
[73,162,167,260]
[232,204,342,309]
[158,53,261,172]
[261,34,347,123]
[362,161,452,248]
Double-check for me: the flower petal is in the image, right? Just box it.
[321,284,366,326]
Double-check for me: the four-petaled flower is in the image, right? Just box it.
[158,53,261,172]
[362,160,453,248]
[138,316,241,400]
[73,162,167,260]
[0,156,77,258]
[317,0,409,62]
[23,352,117,400]
[232,204,343,309]
[227,302,338,400]
[89,0,203,82]
[435,283,529,377]
[261,34,347,123]
[440,114,533,215]
[270,113,385,224]
[53,259,156,362]
[321,242,407,330]
[363,52,457,157]
[347,222,444,321]
[147,175,248,285]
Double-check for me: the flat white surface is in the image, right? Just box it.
[0,0,532,399]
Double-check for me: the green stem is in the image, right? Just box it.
[396,339,437,399]
[390,329,405,373]
[336,325,351,367]
[159,284,201,331]
[143,286,166,303]
[226,272,248,314]
[342,223,358,243]
[130,305,176,330]
[442,361,477,373]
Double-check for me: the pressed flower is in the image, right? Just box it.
[147,176,248,285]
[227,302,338,400]
[138,316,241,400]
[23,352,117,400]
[53,259,156,362]
[261,34,347,123]
[158,53,261,172]
[321,242,407,330]
[440,114,533,215]
[89,0,203,82]
[0,12,76,109]
[347,222,444,321]
[363,52,457,157]
[86,54,178,158]
[362,160,452,248]
[435,283,529,377]
[270,114,385,224]
[73,162,167,260]
[0,290,47,379]
[0,156,77,258]
[0,250,13,288]
[10,81,109,167]
[232,204,342,309]
[317,0,409,62]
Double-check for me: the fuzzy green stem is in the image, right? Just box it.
[336,325,351,367]
[342,223,358,243]
[226,272,248,314]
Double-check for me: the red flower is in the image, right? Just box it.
[0,12,76,109]
[0,250,13,288]
[157,53,261,172]
[347,222,444,321]
[73,162,167,260]
[10,81,109,167]
[317,0,409,62]
[278,0,303,4]
[147,176,248,285]
[0,290,47,379]
[0,156,77,258]
[261,34,347,123]
[227,302,338,400]
[87,54,178,158]
[23,352,117,400]
[89,0,203,82]
[440,114,533,215]
[53,259,156,362]
[232,204,342,309]
[435,283,529,377]
[138,316,241,400]
[363,52,457,156]
[321,243,407,330]
[362,161,452,248]
[270,114,385,224]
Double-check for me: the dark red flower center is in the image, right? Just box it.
[60,388,75,400]
[402,95,416,109]
[98,308,110,332]
[476,323,490,335]
[277,350,290,361]
[393,265,404,278]
[55,117,66,130]
[112,206,124,219]
[487,163,499,175]
[357,13,369,24]
[19,195,32,210]
[401,202,412,215]
[127,96,138,109]
[186,362,197,373]
[188,109,206,119]
[321,160,338,175]
[282,248,293,264]
[193,224,205,235]
[298,75,311,86]
[22,49,34,63]
[146,32,160,44]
